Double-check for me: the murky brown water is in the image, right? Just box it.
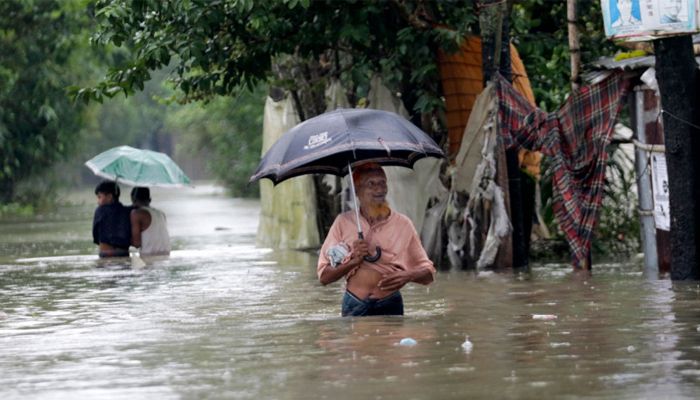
[2,184,700,400]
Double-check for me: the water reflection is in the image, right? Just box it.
[1,184,700,399]
[671,282,700,397]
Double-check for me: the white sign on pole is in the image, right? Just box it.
[650,153,671,231]
[601,0,700,40]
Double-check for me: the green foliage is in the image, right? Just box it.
[165,86,266,197]
[595,141,641,258]
[511,0,619,111]
[78,1,481,199]
[0,0,92,202]
[82,0,475,118]
[0,203,35,218]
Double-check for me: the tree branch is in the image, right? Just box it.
[389,0,432,30]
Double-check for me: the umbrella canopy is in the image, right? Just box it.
[85,145,191,188]
[249,108,444,185]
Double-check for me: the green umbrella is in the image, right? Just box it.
[85,145,191,188]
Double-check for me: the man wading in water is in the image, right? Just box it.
[92,181,131,258]
[317,163,436,316]
[130,187,171,256]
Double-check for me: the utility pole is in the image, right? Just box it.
[653,35,700,279]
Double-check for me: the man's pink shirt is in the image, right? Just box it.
[317,210,436,282]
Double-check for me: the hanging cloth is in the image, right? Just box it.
[495,72,630,267]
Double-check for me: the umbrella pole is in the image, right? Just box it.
[347,161,382,262]
[346,162,364,239]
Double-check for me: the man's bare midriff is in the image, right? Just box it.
[346,266,395,300]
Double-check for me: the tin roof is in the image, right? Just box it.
[584,55,700,84]
[587,33,700,79]
[591,55,657,70]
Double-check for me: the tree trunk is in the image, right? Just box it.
[653,35,700,280]
[272,54,337,240]
[0,179,15,204]
[480,0,529,270]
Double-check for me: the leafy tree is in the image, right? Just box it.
[0,0,87,203]
[511,0,619,110]
[164,86,266,198]
[81,0,619,167]
[80,1,474,123]
[0,0,95,203]
[80,0,479,219]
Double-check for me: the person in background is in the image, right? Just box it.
[92,180,132,258]
[317,162,436,317]
[130,187,171,256]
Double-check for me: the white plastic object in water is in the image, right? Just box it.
[532,314,557,320]
[461,336,473,353]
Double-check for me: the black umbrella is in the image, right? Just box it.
[250,108,445,261]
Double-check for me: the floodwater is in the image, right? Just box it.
[2,184,700,400]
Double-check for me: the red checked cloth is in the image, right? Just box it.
[495,72,630,267]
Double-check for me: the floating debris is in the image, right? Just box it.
[549,342,571,348]
[399,338,417,347]
[461,336,473,353]
[532,314,558,320]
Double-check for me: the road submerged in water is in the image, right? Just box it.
[1,184,700,399]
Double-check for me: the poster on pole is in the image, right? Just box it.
[601,0,700,40]
[650,153,671,231]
